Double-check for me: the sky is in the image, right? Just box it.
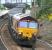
[0,0,32,4]
[0,0,34,5]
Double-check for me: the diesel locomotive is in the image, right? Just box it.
[8,4,39,46]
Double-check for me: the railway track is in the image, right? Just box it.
[0,14,8,37]
[0,16,52,50]
[0,15,8,50]
[0,14,8,29]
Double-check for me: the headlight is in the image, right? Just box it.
[18,32,22,34]
[33,33,37,36]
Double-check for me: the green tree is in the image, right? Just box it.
[36,0,52,20]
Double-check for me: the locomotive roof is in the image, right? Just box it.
[8,3,26,16]
[13,11,31,20]
[8,7,24,16]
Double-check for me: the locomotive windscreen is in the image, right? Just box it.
[29,21,38,28]
[18,21,38,28]
[19,21,27,27]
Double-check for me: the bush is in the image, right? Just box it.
[0,4,6,10]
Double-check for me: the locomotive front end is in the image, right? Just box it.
[15,16,39,41]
